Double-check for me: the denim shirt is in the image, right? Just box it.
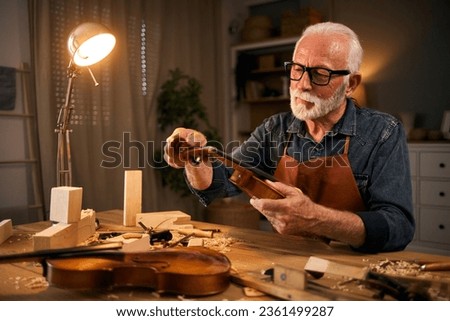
[187,99,415,253]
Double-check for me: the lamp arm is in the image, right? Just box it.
[56,61,80,133]
[56,76,74,133]
[55,61,80,186]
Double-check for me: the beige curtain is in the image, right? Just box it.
[29,0,221,220]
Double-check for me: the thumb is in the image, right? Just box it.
[265,180,302,197]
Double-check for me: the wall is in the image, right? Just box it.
[0,0,29,65]
[0,0,38,224]
[226,0,450,131]
[333,0,450,130]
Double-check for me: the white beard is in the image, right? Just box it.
[290,83,347,120]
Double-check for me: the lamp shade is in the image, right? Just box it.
[67,22,116,67]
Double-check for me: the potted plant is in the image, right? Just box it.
[154,68,221,196]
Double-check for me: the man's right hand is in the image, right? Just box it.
[163,127,208,169]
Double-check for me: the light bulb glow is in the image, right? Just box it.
[67,22,116,67]
[72,34,115,66]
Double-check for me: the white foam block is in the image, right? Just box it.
[50,186,83,223]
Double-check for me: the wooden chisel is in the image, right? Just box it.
[420,262,450,271]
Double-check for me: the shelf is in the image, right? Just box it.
[231,34,296,141]
[232,36,299,51]
[244,96,289,104]
[251,67,285,74]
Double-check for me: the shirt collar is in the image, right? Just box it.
[286,98,357,137]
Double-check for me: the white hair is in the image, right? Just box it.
[295,22,363,73]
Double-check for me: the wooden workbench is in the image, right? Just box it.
[1,209,449,301]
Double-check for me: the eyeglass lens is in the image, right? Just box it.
[286,63,331,85]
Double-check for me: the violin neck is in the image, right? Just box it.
[212,148,278,182]
[0,242,123,264]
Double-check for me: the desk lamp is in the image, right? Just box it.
[55,22,116,186]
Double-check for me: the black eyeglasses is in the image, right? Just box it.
[284,61,350,86]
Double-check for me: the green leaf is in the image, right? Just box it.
[154,68,222,196]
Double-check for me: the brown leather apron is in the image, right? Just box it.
[274,136,366,212]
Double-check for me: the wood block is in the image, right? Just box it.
[50,186,83,223]
[231,271,322,301]
[304,256,368,280]
[77,209,96,243]
[136,211,192,229]
[273,265,305,290]
[0,219,13,245]
[122,234,150,252]
[33,210,97,250]
[123,170,142,226]
[187,238,204,247]
[33,223,77,250]
[243,287,265,297]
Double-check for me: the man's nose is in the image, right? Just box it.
[292,71,312,91]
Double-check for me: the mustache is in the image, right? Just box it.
[291,89,321,104]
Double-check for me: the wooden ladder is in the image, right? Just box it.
[0,63,45,223]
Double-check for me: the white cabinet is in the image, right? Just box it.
[408,143,450,256]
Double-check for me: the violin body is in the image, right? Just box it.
[229,166,284,199]
[44,247,231,296]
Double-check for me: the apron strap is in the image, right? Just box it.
[282,133,292,155]
[343,136,350,155]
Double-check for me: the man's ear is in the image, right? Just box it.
[345,73,362,97]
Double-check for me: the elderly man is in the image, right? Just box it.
[164,22,414,253]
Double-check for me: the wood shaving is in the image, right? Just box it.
[166,230,238,254]
[80,229,239,255]
[24,277,49,289]
[10,276,49,290]
[203,234,238,253]
[370,259,423,276]
[368,259,450,300]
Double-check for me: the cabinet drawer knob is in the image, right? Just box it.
[438,224,445,230]
[439,191,446,197]
[439,162,446,168]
